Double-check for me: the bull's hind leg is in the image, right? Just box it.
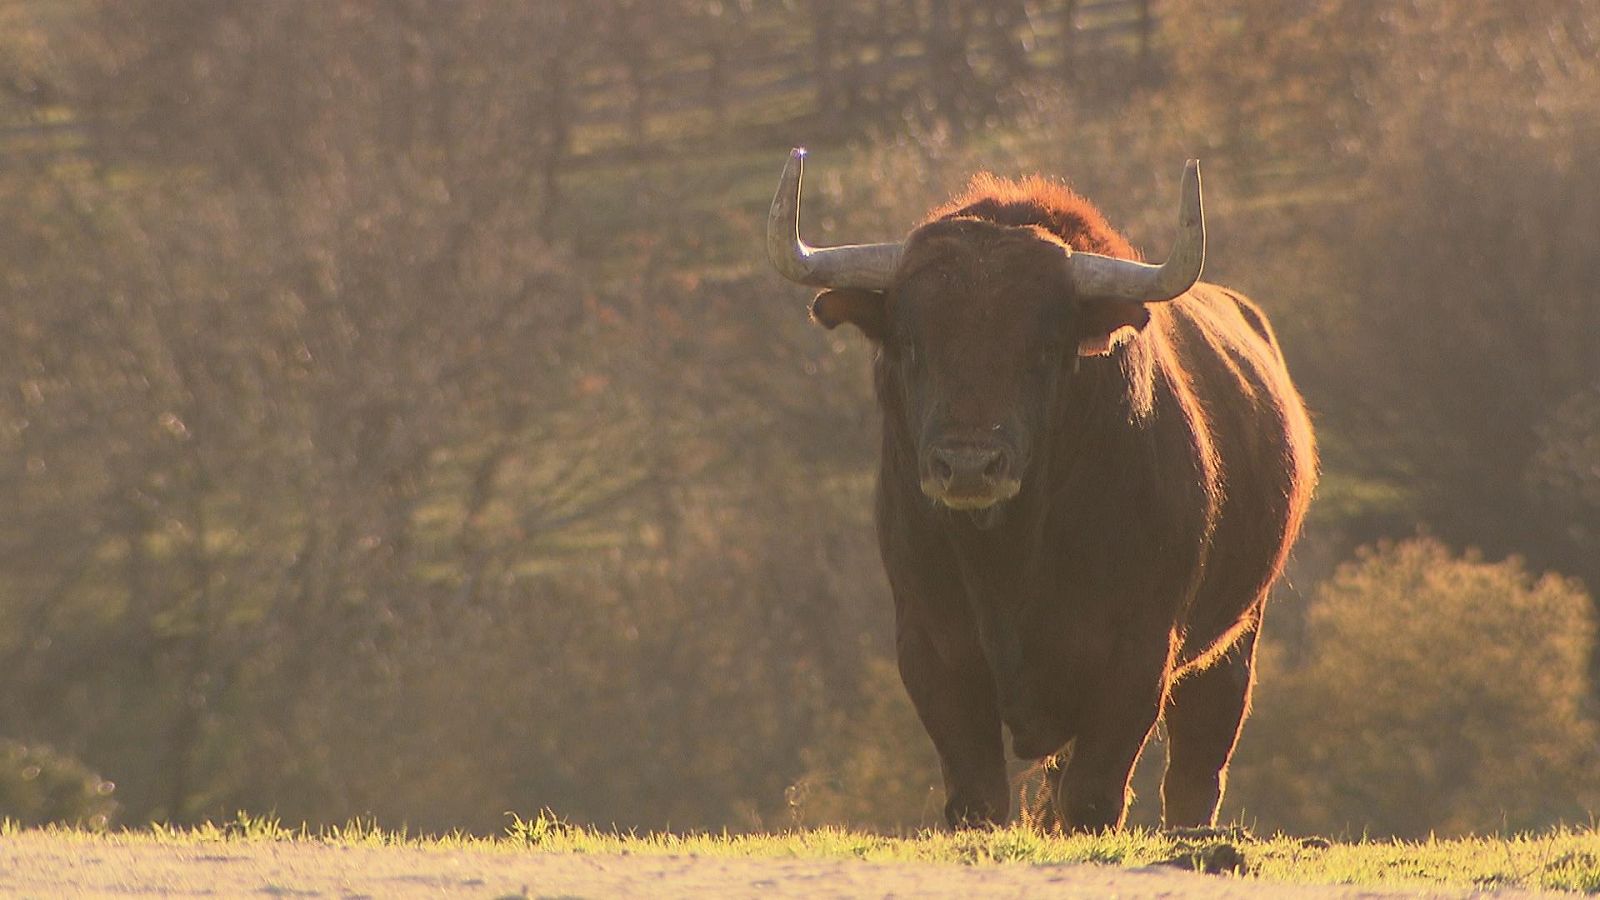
[1161,628,1258,828]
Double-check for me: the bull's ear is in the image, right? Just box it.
[811,288,888,342]
[1075,299,1151,356]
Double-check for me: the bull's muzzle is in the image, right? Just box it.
[921,442,1021,509]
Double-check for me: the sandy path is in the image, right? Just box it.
[0,833,1544,899]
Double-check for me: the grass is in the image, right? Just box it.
[12,813,1600,894]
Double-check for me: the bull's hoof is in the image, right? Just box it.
[1164,825,1252,842]
[1058,794,1125,832]
[944,796,1007,830]
[1159,841,1247,876]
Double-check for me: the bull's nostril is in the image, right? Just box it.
[928,444,1012,494]
[983,456,1005,482]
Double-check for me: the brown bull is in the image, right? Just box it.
[767,150,1316,831]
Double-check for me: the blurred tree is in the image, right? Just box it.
[1527,385,1600,576]
[530,1,589,223]
[1227,538,1600,838]
[1164,0,1387,168]
[922,0,979,134]
[1056,0,1080,80]
[0,0,901,832]
[0,740,118,829]
[787,659,943,830]
[810,0,880,134]
[1164,0,1600,589]
[601,0,659,153]
[1325,3,1600,588]
[691,0,753,131]
[980,0,1032,84]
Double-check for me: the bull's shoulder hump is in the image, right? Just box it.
[1170,282,1286,361]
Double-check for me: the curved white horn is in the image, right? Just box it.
[1068,160,1205,303]
[767,148,903,291]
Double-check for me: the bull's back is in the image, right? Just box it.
[1161,285,1317,669]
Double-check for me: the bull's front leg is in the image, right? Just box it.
[897,618,1009,828]
[1049,629,1172,831]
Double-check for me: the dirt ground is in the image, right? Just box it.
[0,832,1554,899]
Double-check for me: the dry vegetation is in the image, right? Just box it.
[11,815,1600,896]
[1,0,1599,849]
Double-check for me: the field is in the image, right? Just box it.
[4,817,1600,897]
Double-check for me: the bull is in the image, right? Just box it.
[767,149,1317,831]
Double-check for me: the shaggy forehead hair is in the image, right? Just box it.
[925,173,1141,261]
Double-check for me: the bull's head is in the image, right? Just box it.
[768,149,1204,512]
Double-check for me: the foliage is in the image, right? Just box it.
[1168,0,1600,588]
[786,658,945,830]
[0,740,117,829]
[0,2,886,832]
[1228,539,1600,838]
[1528,384,1600,566]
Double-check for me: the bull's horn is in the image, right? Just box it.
[767,148,903,291]
[1068,160,1205,304]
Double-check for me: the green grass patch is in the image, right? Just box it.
[14,813,1600,894]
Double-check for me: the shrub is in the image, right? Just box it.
[787,658,945,831]
[0,739,118,829]
[1227,538,1600,838]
